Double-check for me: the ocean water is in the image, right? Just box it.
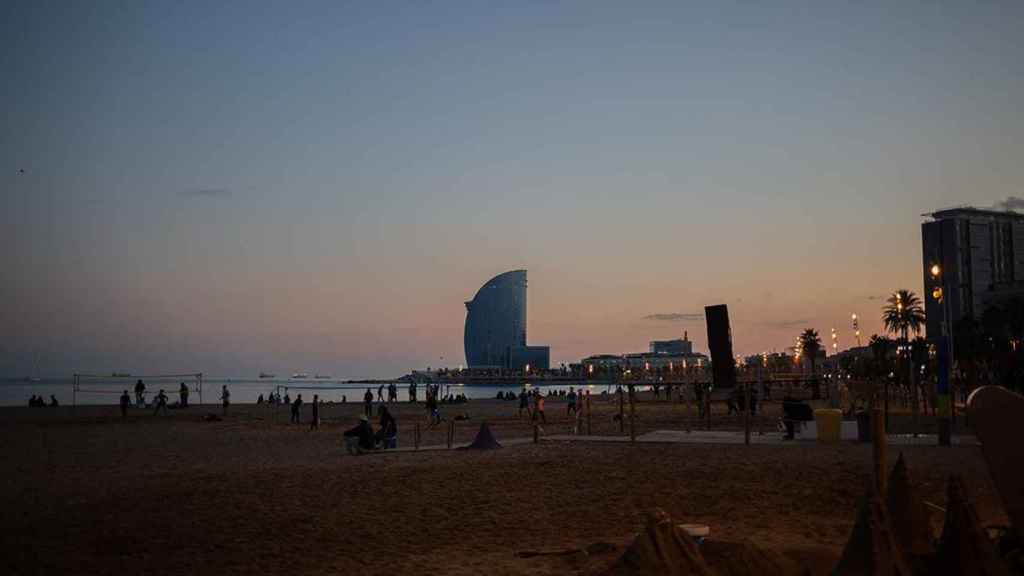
[0,377,635,407]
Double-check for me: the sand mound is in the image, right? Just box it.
[887,453,935,569]
[833,485,912,575]
[603,509,712,575]
[933,475,1011,576]
[463,421,502,450]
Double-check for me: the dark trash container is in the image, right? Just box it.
[856,411,872,443]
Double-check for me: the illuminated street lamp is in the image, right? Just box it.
[851,313,861,346]
[930,262,952,446]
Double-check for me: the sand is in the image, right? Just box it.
[0,396,1006,575]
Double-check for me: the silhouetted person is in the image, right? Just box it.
[310,395,319,430]
[291,394,303,424]
[221,385,230,416]
[534,391,546,424]
[364,388,374,418]
[134,379,146,407]
[567,387,577,415]
[377,405,397,448]
[120,390,130,418]
[153,389,168,415]
[256,394,264,404]
[179,382,189,408]
[49,395,58,407]
[343,415,374,455]
[283,393,290,405]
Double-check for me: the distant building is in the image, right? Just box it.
[922,207,1024,339]
[649,332,694,355]
[463,269,550,369]
[581,350,709,371]
[508,345,550,371]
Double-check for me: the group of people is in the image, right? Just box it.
[27,395,58,407]
[342,405,398,455]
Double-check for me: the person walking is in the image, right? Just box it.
[153,389,168,416]
[364,388,374,418]
[310,394,319,430]
[518,389,529,418]
[134,379,146,407]
[535,391,546,424]
[377,384,384,403]
[291,394,303,424]
[119,390,130,419]
[221,385,230,416]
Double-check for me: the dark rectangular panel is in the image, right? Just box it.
[704,304,737,389]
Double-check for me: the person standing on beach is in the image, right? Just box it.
[153,389,168,415]
[518,389,529,418]
[120,390,130,419]
[221,385,230,416]
[291,394,303,424]
[377,384,384,403]
[179,382,189,408]
[364,388,374,418]
[567,387,577,416]
[535,391,546,424]
[134,379,146,407]
[310,394,319,430]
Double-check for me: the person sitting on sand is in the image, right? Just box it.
[343,415,375,455]
[153,390,168,415]
[120,390,130,419]
[49,395,59,407]
[28,395,37,407]
[291,394,303,424]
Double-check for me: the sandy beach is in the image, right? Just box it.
[1,396,1006,575]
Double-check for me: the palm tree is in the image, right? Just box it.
[882,290,926,429]
[799,329,823,398]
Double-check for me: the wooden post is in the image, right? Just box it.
[706,383,712,431]
[586,394,592,436]
[415,423,420,450]
[533,423,539,444]
[744,382,751,446]
[618,386,624,433]
[629,384,636,443]
[872,408,887,496]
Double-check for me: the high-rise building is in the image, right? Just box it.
[650,331,694,355]
[922,207,1024,338]
[463,269,549,369]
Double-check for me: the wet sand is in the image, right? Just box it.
[1,397,1005,575]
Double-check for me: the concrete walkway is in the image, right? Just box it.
[378,429,978,453]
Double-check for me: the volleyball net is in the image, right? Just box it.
[72,373,204,407]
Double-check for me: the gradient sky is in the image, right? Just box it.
[3,1,1022,377]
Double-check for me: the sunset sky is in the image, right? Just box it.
[3,1,1021,377]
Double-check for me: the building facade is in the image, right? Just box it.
[649,332,694,355]
[508,345,550,371]
[922,208,1024,339]
[464,270,527,368]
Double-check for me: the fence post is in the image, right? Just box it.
[629,384,636,443]
[415,423,420,450]
[744,382,751,445]
[872,408,887,496]
[586,394,592,436]
[534,423,539,444]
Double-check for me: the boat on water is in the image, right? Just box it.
[314,374,332,379]
[291,373,310,379]
[259,372,276,379]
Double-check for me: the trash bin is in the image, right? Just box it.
[814,409,842,443]
[856,411,872,443]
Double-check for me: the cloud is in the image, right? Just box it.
[643,312,704,322]
[995,196,1024,211]
[178,188,232,199]
[760,319,811,329]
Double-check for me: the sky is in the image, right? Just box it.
[2,1,1022,378]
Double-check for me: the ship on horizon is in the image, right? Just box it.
[291,373,310,379]
[259,372,276,379]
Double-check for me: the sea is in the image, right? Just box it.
[0,377,640,407]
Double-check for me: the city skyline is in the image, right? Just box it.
[5,1,1021,377]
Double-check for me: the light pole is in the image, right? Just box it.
[931,264,952,446]
[851,313,861,347]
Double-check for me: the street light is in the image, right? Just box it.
[930,262,952,446]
